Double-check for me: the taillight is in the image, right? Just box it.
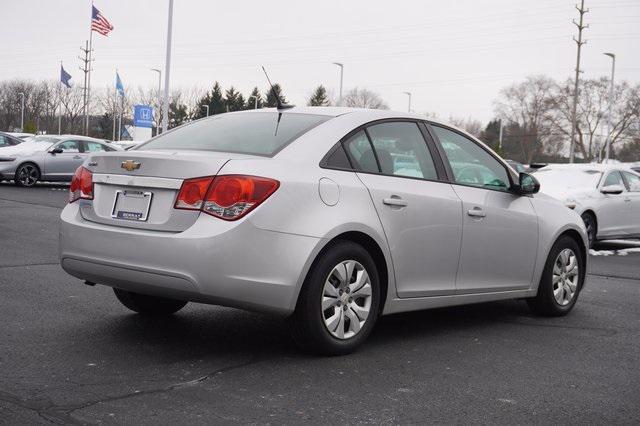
[174,175,279,221]
[69,167,93,203]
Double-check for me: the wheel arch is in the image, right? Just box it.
[294,230,391,317]
[558,228,588,268]
[14,161,41,183]
[580,209,598,232]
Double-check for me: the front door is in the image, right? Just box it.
[344,122,462,298]
[44,140,85,179]
[430,124,539,293]
[621,171,640,236]
[597,171,632,237]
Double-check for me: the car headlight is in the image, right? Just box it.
[565,198,578,209]
[0,157,16,162]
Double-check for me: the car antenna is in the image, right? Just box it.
[261,66,294,110]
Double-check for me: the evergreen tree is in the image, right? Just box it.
[169,101,189,128]
[224,87,245,112]
[307,85,330,106]
[480,119,501,151]
[264,84,286,107]
[194,82,225,119]
[246,87,262,109]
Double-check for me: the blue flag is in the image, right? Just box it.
[116,72,124,96]
[60,65,72,88]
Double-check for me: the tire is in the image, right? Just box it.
[113,288,187,316]
[581,212,597,249]
[288,240,381,356]
[527,236,585,316]
[14,163,40,187]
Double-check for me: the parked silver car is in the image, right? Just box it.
[536,164,640,247]
[0,135,121,187]
[60,108,588,354]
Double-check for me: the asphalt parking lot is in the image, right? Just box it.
[1,182,639,424]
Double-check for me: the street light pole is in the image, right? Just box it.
[201,105,209,117]
[403,91,412,112]
[18,92,25,131]
[162,0,174,133]
[249,95,259,109]
[333,62,343,106]
[604,52,616,163]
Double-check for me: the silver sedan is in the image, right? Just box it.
[0,135,121,187]
[59,108,588,354]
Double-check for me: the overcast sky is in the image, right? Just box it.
[1,0,638,122]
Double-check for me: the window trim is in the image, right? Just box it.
[320,118,448,185]
[601,170,627,191]
[426,122,518,194]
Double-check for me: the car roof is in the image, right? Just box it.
[541,163,637,173]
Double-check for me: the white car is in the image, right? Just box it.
[536,164,640,247]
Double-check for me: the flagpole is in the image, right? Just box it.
[58,62,62,135]
[118,92,123,141]
[112,70,117,141]
[85,1,94,136]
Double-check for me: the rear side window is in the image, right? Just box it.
[622,171,640,192]
[323,144,351,169]
[0,136,7,147]
[367,122,437,180]
[137,112,330,157]
[58,141,81,153]
[84,141,108,152]
[344,131,379,173]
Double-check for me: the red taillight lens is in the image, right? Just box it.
[174,175,279,220]
[174,177,214,210]
[69,167,93,203]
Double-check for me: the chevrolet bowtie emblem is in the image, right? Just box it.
[121,160,141,171]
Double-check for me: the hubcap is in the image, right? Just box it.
[18,165,38,186]
[321,260,372,340]
[552,248,579,306]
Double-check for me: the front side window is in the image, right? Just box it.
[57,140,80,153]
[138,112,330,157]
[366,122,438,180]
[622,171,640,192]
[603,171,624,188]
[432,125,510,191]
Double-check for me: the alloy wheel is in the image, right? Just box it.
[552,248,579,306]
[18,165,38,187]
[321,260,372,340]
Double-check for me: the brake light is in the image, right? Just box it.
[69,167,93,203]
[174,175,279,220]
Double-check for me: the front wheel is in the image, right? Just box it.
[527,236,584,316]
[14,163,40,187]
[289,241,381,355]
[113,288,187,315]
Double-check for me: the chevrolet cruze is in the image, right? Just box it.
[59,107,588,355]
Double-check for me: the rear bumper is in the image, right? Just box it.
[60,203,321,316]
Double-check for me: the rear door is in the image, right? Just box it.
[429,124,538,293]
[345,121,462,298]
[44,140,85,179]
[597,171,631,237]
[621,171,640,236]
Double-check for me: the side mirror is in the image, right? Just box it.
[49,147,63,154]
[516,172,540,195]
[600,184,624,195]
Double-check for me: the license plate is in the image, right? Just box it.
[111,190,153,221]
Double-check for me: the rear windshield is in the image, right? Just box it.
[136,112,331,156]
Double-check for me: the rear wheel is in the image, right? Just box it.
[527,236,584,316]
[289,241,380,355]
[14,163,40,187]
[581,212,597,249]
[113,288,187,315]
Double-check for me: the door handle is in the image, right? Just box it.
[73,155,82,160]
[624,197,631,202]
[467,208,486,218]
[382,197,408,207]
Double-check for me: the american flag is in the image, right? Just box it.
[91,5,113,36]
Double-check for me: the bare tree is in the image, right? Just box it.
[342,87,389,110]
[448,117,483,138]
[494,75,557,163]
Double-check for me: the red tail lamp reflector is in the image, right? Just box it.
[174,175,279,220]
[69,166,93,203]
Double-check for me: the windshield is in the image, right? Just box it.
[535,168,603,190]
[137,112,331,156]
